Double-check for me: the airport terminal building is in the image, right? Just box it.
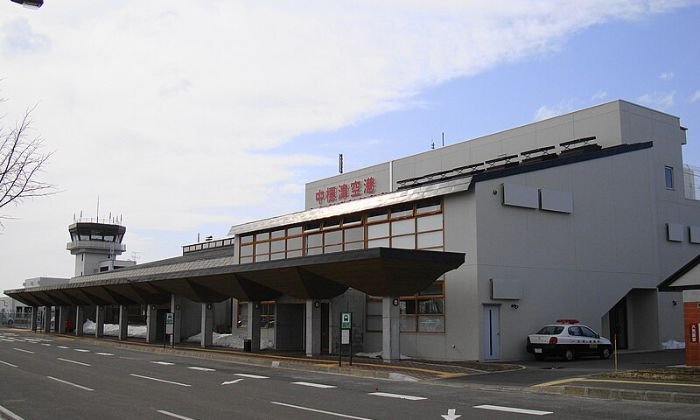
[6,100,700,361]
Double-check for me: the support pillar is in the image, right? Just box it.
[231,298,239,330]
[75,306,84,336]
[146,304,158,343]
[118,305,128,341]
[57,306,68,334]
[95,305,105,338]
[43,306,51,333]
[305,300,321,357]
[30,306,38,332]
[201,303,214,348]
[248,302,262,352]
[382,296,400,362]
[170,294,181,345]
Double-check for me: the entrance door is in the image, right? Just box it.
[609,297,628,350]
[320,303,330,354]
[482,305,501,360]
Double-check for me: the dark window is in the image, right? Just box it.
[665,166,674,190]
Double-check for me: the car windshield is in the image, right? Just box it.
[536,326,564,335]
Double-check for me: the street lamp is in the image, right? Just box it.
[10,0,43,8]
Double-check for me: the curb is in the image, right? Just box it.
[535,385,700,405]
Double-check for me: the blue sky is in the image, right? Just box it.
[1,1,699,292]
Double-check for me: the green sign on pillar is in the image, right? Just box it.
[341,312,352,330]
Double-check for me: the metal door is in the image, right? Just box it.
[483,305,501,360]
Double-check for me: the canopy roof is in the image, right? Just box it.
[6,248,464,306]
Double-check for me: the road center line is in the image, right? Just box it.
[234,373,269,379]
[292,381,336,389]
[152,361,175,366]
[187,367,216,372]
[130,374,191,387]
[473,405,553,416]
[57,346,69,349]
[271,401,373,420]
[12,348,34,354]
[74,349,90,353]
[221,379,245,385]
[368,392,426,401]
[0,360,18,368]
[156,409,196,420]
[41,344,51,347]
[58,358,91,367]
[0,403,25,420]
[47,376,94,392]
[96,352,114,356]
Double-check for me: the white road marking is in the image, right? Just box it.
[57,346,69,349]
[368,392,426,401]
[47,376,94,392]
[0,360,18,368]
[156,410,196,420]
[292,381,336,389]
[473,405,553,416]
[221,379,245,385]
[74,349,90,353]
[96,352,114,356]
[187,366,216,372]
[271,401,373,420]
[130,374,191,387]
[41,343,51,347]
[12,348,34,354]
[0,403,25,420]
[58,358,91,367]
[234,373,269,379]
[152,361,175,366]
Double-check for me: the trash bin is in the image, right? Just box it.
[243,339,252,352]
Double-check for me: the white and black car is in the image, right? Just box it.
[526,319,613,361]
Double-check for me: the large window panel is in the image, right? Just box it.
[324,244,342,253]
[418,316,444,332]
[391,235,415,249]
[417,214,442,232]
[417,231,443,249]
[344,226,364,243]
[324,230,342,245]
[391,219,415,235]
[306,233,322,248]
[367,223,389,239]
[287,237,302,251]
[255,241,270,255]
[270,239,285,253]
[240,244,253,257]
[368,238,390,248]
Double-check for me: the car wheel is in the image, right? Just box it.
[600,347,611,360]
[563,348,575,361]
[534,354,545,361]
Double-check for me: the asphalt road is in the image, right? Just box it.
[0,330,697,420]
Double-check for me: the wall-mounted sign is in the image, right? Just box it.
[692,323,698,343]
[315,177,376,206]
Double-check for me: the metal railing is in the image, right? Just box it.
[0,311,33,329]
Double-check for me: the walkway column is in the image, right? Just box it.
[201,303,214,348]
[305,300,321,357]
[57,306,68,334]
[30,306,38,332]
[146,304,158,343]
[170,294,181,345]
[248,302,262,352]
[231,298,239,330]
[95,305,105,338]
[382,297,400,362]
[75,306,84,336]
[118,305,128,341]
[43,306,51,333]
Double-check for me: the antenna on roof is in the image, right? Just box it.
[431,139,435,150]
[96,196,100,223]
[339,153,343,174]
[442,132,445,147]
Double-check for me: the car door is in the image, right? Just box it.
[580,326,600,355]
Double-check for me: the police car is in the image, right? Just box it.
[526,319,613,361]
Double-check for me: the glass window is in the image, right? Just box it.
[255,254,269,262]
[255,241,269,254]
[306,233,322,248]
[416,199,441,215]
[418,298,443,314]
[324,230,342,245]
[271,229,286,239]
[391,219,415,235]
[417,214,442,232]
[324,244,342,253]
[288,226,303,236]
[343,214,362,227]
[306,247,323,256]
[240,244,253,257]
[240,256,253,264]
[287,249,302,258]
[344,226,364,243]
[417,231,443,249]
[665,166,674,190]
[368,238,390,248]
[255,232,270,242]
[368,223,389,239]
[240,235,253,245]
[304,221,321,232]
[270,239,285,253]
[367,209,387,223]
[344,241,364,250]
[418,315,444,332]
[287,237,302,250]
[391,235,415,249]
[323,218,341,230]
[391,203,414,219]
[270,252,285,261]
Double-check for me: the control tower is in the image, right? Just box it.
[66,217,134,278]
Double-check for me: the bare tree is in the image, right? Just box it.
[0,107,55,219]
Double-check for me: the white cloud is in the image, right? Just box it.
[534,100,576,121]
[0,0,692,289]
[591,90,608,101]
[659,72,675,80]
[637,91,675,109]
[689,90,700,103]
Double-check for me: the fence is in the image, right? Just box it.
[0,311,33,329]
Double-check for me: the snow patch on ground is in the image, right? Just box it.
[661,340,685,349]
[83,320,147,338]
[355,351,413,360]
